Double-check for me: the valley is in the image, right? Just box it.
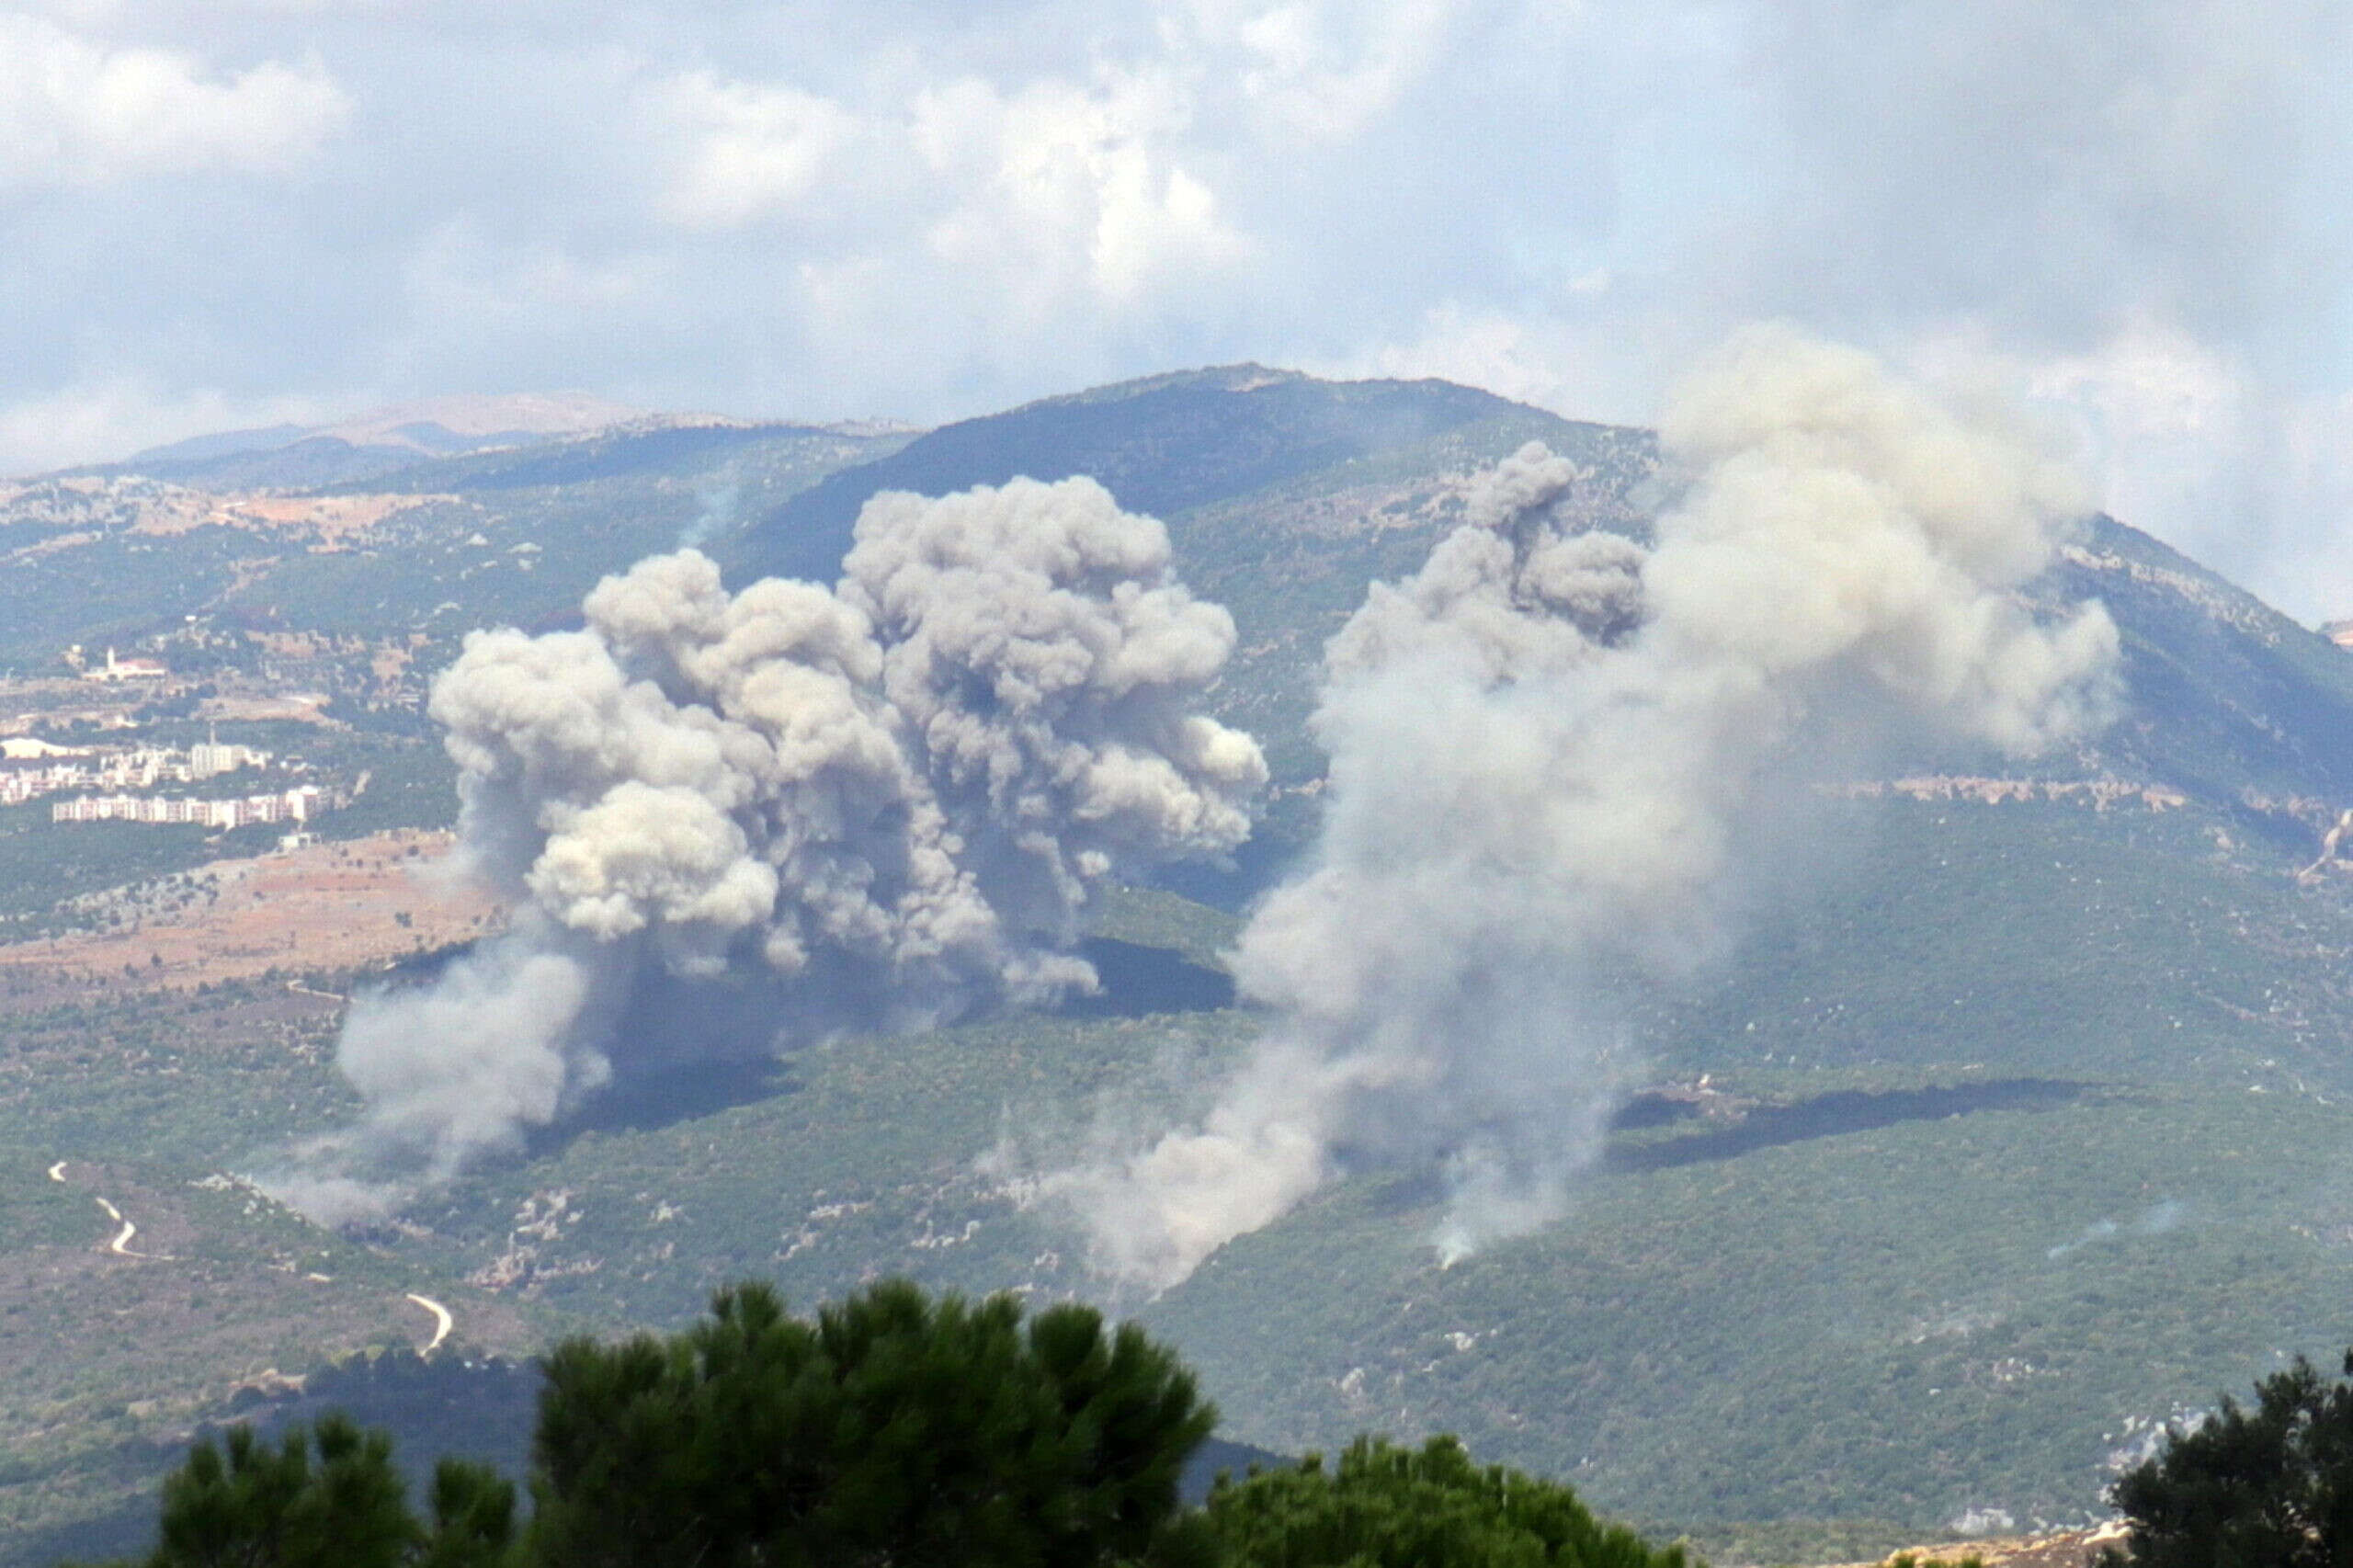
[7,368,2353,1565]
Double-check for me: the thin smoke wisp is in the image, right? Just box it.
[1053,324,2123,1290]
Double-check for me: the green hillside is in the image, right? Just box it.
[0,424,900,674]
[12,368,2353,1562]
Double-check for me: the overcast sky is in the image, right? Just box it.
[6,0,2351,615]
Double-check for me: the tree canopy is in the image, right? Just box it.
[1197,1435,1689,1568]
[529,1278,1215,1568]
[94,1279,1691,1568]
[2103,1350,2353,1568]
[142,1413,513,1568]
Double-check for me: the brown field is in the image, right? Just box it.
[180,494,447,543]
[0,831,505,990]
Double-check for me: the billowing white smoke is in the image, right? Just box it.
[272,476,1265,1222]
[1057,325,2122,1289]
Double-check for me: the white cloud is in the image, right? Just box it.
[2032,326,2225,427]
[913,66,1250,305]
[1230,0,1459,141]
[1878,317,2353,623]
[401,222,658,340]
[0,0,2347,629]
[649,72,858,229]
[0,12,347,186]
[640,56,1252,318]
[1325,302,1579,407]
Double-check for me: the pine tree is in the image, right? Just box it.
[149,1415,417,1568]
[139,1414,513,1568]
[1198,1435,1692,1568]
[527,1278,1215,1568]
[104,1281,1693,1568]
[2103,1351,2353,1568]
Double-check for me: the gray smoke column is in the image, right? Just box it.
[269,475,1264,1222]
[1056,324,2121,1289]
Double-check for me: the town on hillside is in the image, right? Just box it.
[0,639,383,842]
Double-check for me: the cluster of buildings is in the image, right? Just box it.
[50,785,325,829]
[0,734,273,807]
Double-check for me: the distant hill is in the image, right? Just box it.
[122,423,315,467]
[730,364,1598,585]
[98,435,458,491]
[329,419,880,496]
[81,392,666,491]
[731,365,1651,842]
[726,361,2353,868]
[2053,518,2353,823]
[19,365,2353,1558]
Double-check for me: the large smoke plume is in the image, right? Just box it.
[1055,325,2122,1289]
[274,476,1265,1221]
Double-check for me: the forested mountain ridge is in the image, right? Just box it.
[13,366,2353,1562]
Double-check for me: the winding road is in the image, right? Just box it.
[90,1193,169,1259]
[47,1156,458,1351]
[45,1157,168,1259]
[404,1292,454,1353]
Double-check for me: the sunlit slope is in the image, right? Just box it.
[0,422,900,671]
[728,366,1633,583]
[1149,1074,2353,1534]
[17,367,2353,1552]
[727,366,1656,799]
[15,756,2353,1549]
[1647,799,2353,1088]
[311,788,2353,1538]
[2052,517,2353,814]
[730,368,2353,858]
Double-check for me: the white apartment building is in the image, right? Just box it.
[51,786,322,828]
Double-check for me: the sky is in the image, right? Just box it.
[6,0,2353,617]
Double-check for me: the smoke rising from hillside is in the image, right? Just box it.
[1057,325,2122,1289]
[270,476,1265,1222]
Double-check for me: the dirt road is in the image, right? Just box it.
[404,1292,454,1353]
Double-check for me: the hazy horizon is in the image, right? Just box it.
[8,0,2352,619]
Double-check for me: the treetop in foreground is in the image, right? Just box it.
[1198,1434,1691,1568]
[98,1278,1696,1568]
[531,1278,1215,1568]
[142,1413,514,1568]
[2103,1349,2353,1568]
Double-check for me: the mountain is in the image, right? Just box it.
[10,367,2353,1562]
[734,365,1651,867]
[81,393,666,492]
[0,422,908,681]
[120,424,316,468]
[730,365,1594,581]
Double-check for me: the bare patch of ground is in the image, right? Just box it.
[1816,1523,2124,1568]
[202,494,448,546]
[0,831,503,990]
[194,691,339,725]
